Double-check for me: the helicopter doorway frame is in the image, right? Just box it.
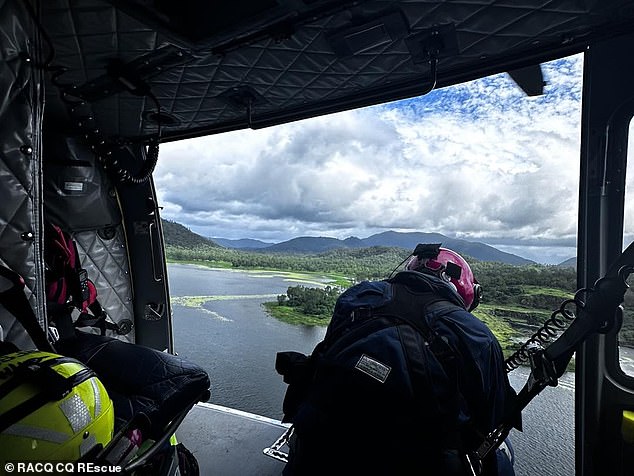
[576,29,634,476]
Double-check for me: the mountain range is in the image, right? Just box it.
[212,230,535,265]
[163,219,580,266]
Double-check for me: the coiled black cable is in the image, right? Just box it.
[109,91,161,185]
[504,265,633,373]
[27,0,162,187]
[504,296,578,373]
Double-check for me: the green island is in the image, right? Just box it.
[163,223,634,360]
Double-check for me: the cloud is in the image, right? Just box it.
[154,54,631,264]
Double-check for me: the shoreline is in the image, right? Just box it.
[167,260,348,287]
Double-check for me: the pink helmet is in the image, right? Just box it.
[405,244,482,311]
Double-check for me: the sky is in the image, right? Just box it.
[154,53,634,265]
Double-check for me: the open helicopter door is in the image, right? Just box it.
[576,29,634,476]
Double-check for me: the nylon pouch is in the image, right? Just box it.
[44,135,120,231]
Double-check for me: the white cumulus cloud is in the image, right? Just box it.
[154,53,634,264]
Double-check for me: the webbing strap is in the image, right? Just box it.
[44,223,107,335]
[0,264,54,352]
[0,355,71,399]
[379,283,466,450]
[0,357,96,432]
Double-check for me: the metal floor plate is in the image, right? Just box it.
[177,403,290,476]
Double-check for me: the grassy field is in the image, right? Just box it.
[262,302,331,326]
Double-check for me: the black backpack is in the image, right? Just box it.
[276,271,496,476]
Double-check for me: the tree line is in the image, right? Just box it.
[166,243,578,300]
[165,244,408,281]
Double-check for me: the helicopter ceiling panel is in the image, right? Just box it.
[39,0,634,144]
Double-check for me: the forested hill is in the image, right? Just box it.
[166,241,414,283]
[162,218,535,265]
[265,231,533,265]
[161,219,220,248]
[160,218,554,280]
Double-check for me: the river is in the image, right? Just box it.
[168,263,633,476]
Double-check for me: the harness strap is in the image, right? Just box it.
[0,356,96,432]
[44,223,114,337]
[381,278,498,473]
[379,283,467,450]
[0,264,54,352]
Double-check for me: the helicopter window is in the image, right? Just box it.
[619,119,634,377]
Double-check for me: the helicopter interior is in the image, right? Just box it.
[1,1,634,475]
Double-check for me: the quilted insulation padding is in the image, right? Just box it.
[73,227,135,343]
[39,0,634,143]
[0,0,46,349]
